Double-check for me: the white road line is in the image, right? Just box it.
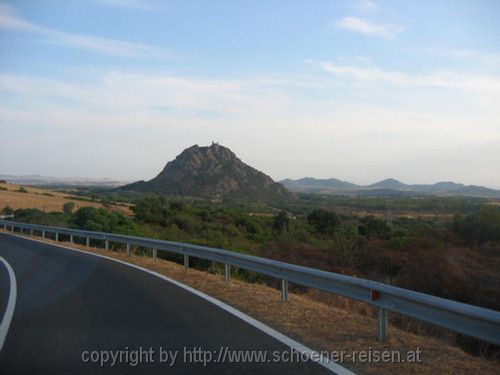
[0,256,17,351]
[2,233,356,375]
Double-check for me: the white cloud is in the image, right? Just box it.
[336,17,403,39]
[319,62,500,96]
[354,0,379,12]
[0,58,498,186]
[1,67,499,186]
[0,4,174,59]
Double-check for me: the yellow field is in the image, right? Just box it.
[0,182,132,216]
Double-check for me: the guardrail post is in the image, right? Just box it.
[153,248,157,262]
[10,225,14,232]
[70,234,73,243]
[281,279,289,302]
[2,223,5,230]
[55,232,59,242]
[105,240,109,250]
[224,264,230,284]
[126,243,131,256]
[86,237,90,247]
[377,307,388,341]
[184,254,189,271]
[42,230,45,239]
[30,229,33,236]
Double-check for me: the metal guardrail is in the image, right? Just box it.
[1,219,500,345]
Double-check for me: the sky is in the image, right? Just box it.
[0,0,499,187]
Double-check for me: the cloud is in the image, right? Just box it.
[354,0,379,12]
[0,4,174,59]
[335,17,403,39]
[1,68,499,186]
[0,71,266,117]
[318,62,500,96]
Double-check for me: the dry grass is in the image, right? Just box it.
[4,230,499,375]
[0,182,131,215]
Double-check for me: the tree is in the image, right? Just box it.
[358,216,391,239]
[307,209,340,236]
[453,207,500,244]
[12,208,67,226]
[273,210,291,233]
[1,206,14,216]
[333,224,360,265]
[132,197,171,225]
[63,202,76,215]
[72,206,138,235]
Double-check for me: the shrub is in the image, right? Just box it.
[1,206,14,215]
[453,207,500,244]
[63,202,76,215]
[72,206,139,235]
[307,209,340,236]
[358,216,391,240]
[272,211,291,233]
[13,208,67,226]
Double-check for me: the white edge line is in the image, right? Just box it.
[0,256,17,351]
[2,232,356,375]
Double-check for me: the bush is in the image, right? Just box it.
[63,202,76,215]
[132,197,172,224]
[13,208,67,226]
[72,206,139,235]
[273,211,291,233]
[453,207,500,244]
[307,209,340,236]
[358,216,391,240]
[1,206,14,215]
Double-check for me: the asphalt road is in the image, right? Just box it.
[0,233,332,374]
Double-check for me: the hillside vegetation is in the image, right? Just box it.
[6,196,499,309]
[3,181,500,359]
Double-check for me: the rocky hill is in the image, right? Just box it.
[120,143,293,203]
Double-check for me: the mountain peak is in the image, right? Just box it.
[120,144,293,203]
[369,178,408,189]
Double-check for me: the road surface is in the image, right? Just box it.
[0,232,333,374]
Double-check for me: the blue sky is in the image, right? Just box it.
[1,0,499,187]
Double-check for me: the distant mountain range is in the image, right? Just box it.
[119,143,293,203]
[0,174,128,187]
[5,159,499,200]
[280,177,500,198]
